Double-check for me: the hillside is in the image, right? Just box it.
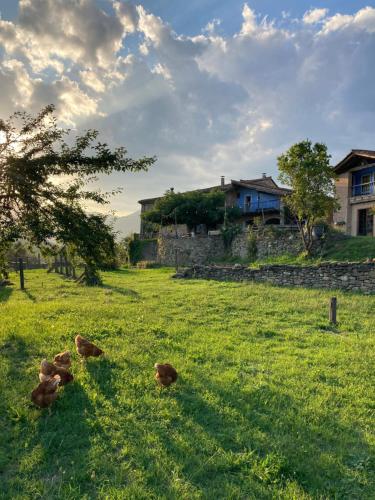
[112,211,140,238]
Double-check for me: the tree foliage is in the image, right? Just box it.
[278,140,339,254]
[142,189,241,230]
[0,105,155,283]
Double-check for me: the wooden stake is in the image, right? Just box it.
[19,258,25,290]
[329,297,337,325]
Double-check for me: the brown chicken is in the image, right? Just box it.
[53,351,71,370]
[39,359,74,385]
[154,363,178,387]
[75,335,103,358]
[31,376,60,408]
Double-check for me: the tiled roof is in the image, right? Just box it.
[138,177,290,204]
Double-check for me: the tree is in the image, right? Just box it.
[0,105,155,283]
[142,189,241,230]
[278,140,339,255]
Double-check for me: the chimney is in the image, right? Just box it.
[221,176,225,187]
[262,173,267,179]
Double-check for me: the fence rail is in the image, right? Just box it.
[238,199,281,213]
[352,181,375,197]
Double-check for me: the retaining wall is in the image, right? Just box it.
[175,262,375,293]
[156,228,304,266]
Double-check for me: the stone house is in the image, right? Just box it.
[138,175,292,237]
[333,150,375,236]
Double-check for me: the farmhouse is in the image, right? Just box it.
[333,150,375,236]
[138,175,292,237]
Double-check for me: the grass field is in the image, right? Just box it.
[1,269,375,499]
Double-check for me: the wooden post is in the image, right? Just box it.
[175,249,179,272]
[329,297,337,325]
[19,258,25,290]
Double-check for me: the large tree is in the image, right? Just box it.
[0,105,155,283]
[278,140,339,254]
[142,189,241,231]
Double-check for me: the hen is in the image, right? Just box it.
[53,351,71,370]
[75,335,103,358]
[31,376,60,408]
[39,359,74,385]
[154,363,178,387]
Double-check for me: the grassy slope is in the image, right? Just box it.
[0,269,374,499]
[247,234,375,267]
[322,235,375,261]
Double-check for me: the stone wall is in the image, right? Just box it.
[154,227,318,266]
[232,227,303,260]
[157,235,225,266]
[175,262,375,294]
[140,239,158,261]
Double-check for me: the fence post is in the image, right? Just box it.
[19,258,25,290]
[329,297,337,325]
[175,249,179,272]
[64,259,69,277]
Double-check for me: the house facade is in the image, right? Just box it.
[138,175,292,237]
[333,150,375,236]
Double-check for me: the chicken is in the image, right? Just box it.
[39,359,73,385]
[75,335,103,359]
[154,363,178,387]
[31,376,60,408]
[53,351,71,370]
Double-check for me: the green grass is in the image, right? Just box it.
[248,234,375,268]
[322,235,375,262]
[1,269,375,499]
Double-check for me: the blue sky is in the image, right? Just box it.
[2,1,374,32]
[0,1,375,214]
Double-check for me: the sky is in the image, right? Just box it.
[0,1,375,215]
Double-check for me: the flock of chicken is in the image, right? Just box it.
[31,335,178,408]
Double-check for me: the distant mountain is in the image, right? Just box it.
[112,211,141,238]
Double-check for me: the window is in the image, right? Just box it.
[245,195,251,205]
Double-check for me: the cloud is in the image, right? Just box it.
[303,8,328,25]
[320,6,375,35]
[0,1,374,214]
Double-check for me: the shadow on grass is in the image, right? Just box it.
[0,285,13,303]
[22,289,37,302]
[0,334,103,499]
[158,377,374,498]
[100,283,140,299]
[85,356,119,399]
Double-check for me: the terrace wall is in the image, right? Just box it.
[175,262,375,294]
[156,228,304,265]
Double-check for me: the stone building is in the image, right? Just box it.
[138,175,292,237]
[333,150,375,236]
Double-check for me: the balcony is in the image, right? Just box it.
[352,181,375,197]
[238,199,280,214]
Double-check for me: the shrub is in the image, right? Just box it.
[247,228,258,261]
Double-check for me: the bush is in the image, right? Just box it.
[247,228,258,261]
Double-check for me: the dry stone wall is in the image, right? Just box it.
[232,228,303,260]
[156,228,305,266]
[157,235,225,266]
[175,262,375,294]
